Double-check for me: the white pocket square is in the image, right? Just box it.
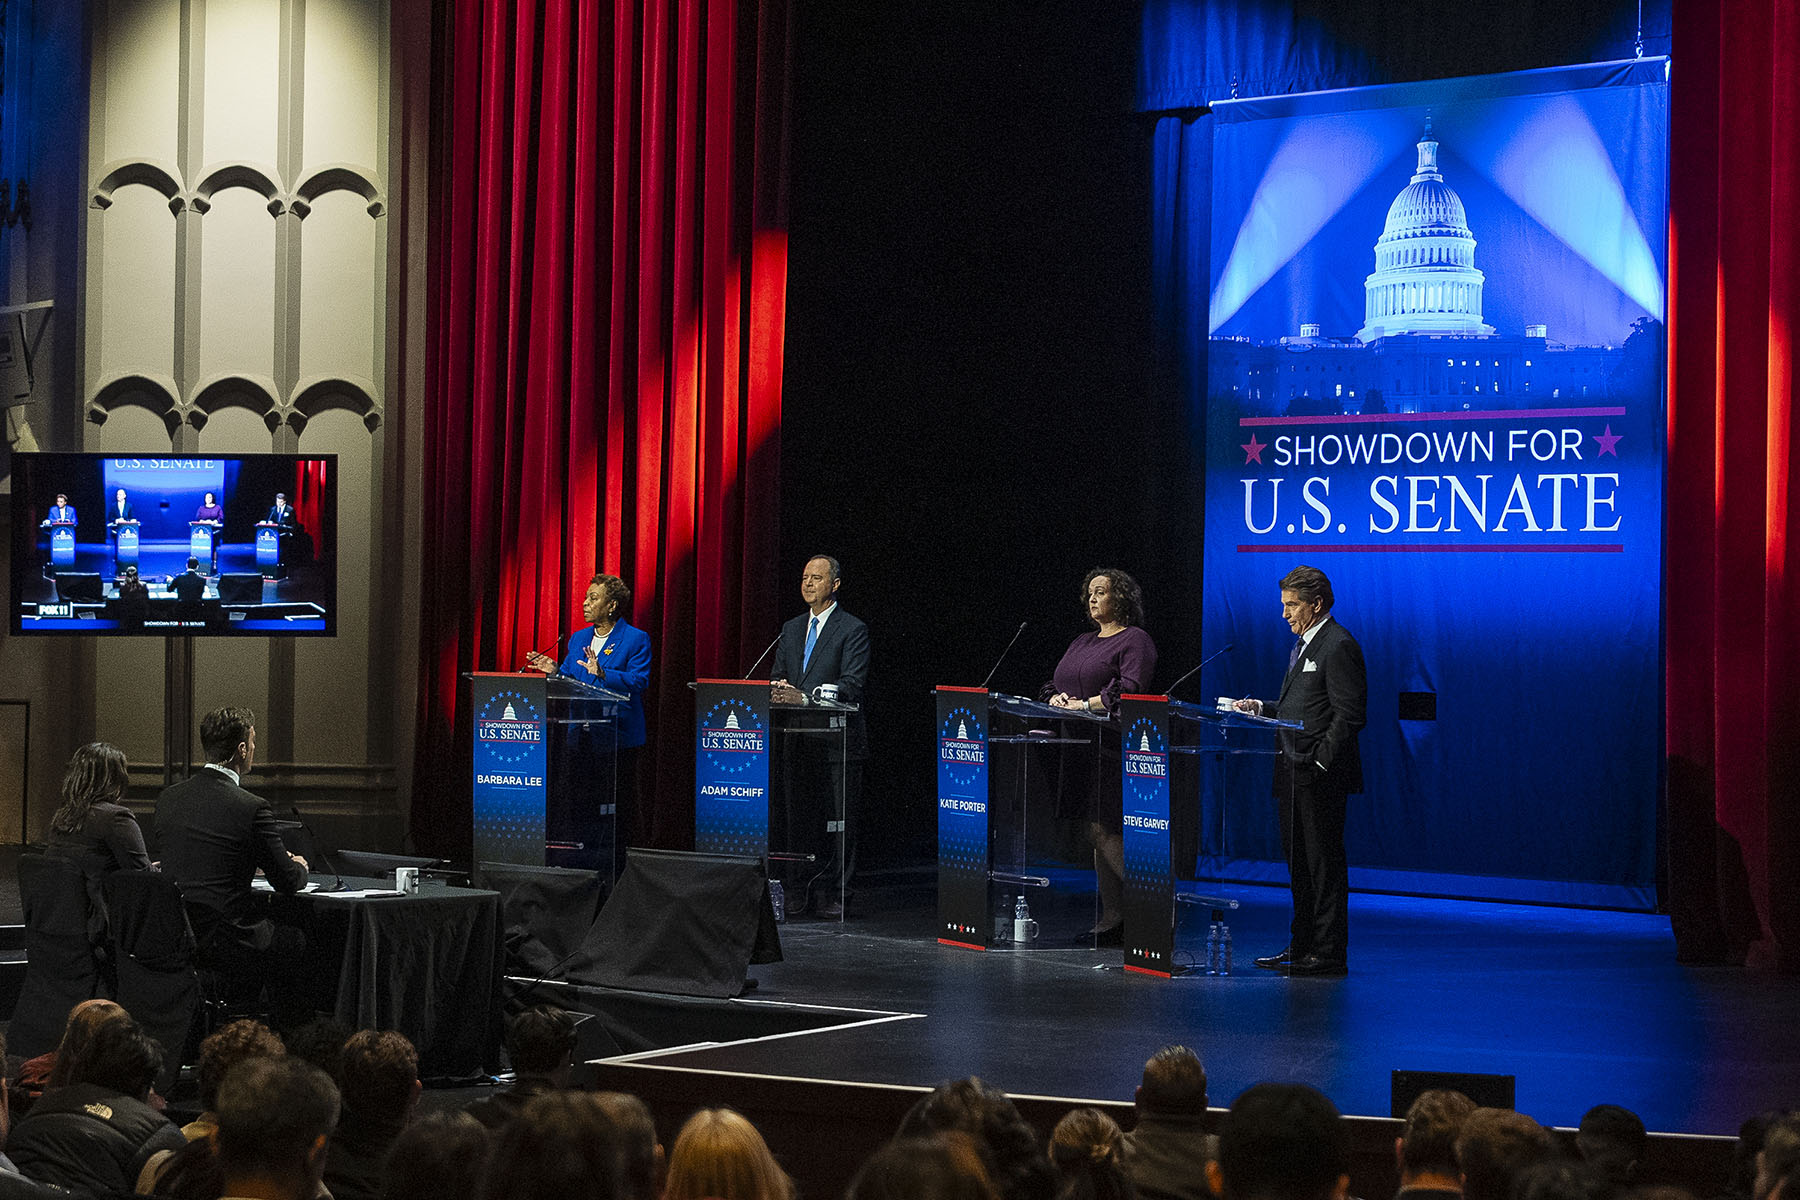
[1302,660,1319,672]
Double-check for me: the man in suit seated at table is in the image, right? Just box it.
[154,706,309,1020]
[771,554,871,918]
[171,557,208,615]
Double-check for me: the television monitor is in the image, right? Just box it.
[8,452,337,636]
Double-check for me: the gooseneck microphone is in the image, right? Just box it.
[742,634,782,680]
[1165,642,1234,697]
[289,804,347,893]
[978,621,1029,691]
[521,632,566,674]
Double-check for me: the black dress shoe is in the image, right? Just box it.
[1253,947,1293,969]
[1284,954,1348,977]
[814,898,846,920]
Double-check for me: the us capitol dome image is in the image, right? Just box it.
[1209,123,1650,416]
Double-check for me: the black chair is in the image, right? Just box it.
[102,870,200,1096]
[11,853,106,1058]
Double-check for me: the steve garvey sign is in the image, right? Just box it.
[1235,407,1627,549]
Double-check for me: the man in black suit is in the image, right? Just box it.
[171,557,208,608]
[154,706,309,1009]
[1234,565,1366,976]
[110,488,135,524]
[266,493,297,528]
[771,555,870,918]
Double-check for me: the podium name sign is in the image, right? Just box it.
[694,680,771,857]
[1120,695,1175,976]
[936,686,990,948]
[470,672,549,866]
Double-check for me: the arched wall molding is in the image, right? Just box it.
[192,162,283,214]
[86,372,182,436]
[91,160,184,212]
[294,164,386,218]
[292,375,382,433]
[190,373,282,423]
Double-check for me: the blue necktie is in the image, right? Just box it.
[803,616,819,672]
[1287,636,1305,672]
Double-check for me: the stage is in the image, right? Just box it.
[561,873,1795,1139]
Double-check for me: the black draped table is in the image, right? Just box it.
[267,877,503,1078]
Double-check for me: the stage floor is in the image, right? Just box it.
[619,875,1797,1137]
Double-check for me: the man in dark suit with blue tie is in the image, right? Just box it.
[266,493,297,528]
[109,488,135,524]
[1234,565,1366,976]
[771,555,870,918]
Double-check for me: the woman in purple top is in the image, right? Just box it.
[1043,568,1157,942]
[193,492,224,523]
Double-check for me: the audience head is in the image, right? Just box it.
[58,1006,162,1100]
[1756,1115,1800,1200]
[1516,1161,1618,1200]
[590,1091,663,1200]
[197,1019,287,1113]
[898,1077,1057,1200]
[1049,1108,1133,1200]
[199,705,257,769]
[1732,1114,1787,1200]
[386,1110,493,1200]
[506,1005,579,1079]
[52,742,130,835]
[214,1058,340,1199]
[483,1091,627,1200]
[45,998,127,1088]
[663,1107,792,1200]
[148,1134,224,1199]
[1397,1089,1478,1185]
[1212,1083,1348,1200]
[1137,1045,1209,1117]
[1456,1108,1554,1200]
[848,1133,999,1200]
[285,1016,353,1083]
[1578,1105,1648,1190]
[187,556,200,570]
[339,1029,421,1126]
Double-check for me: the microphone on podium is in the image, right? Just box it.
[742,634,782,680]
[521,632,566,673]
[977,621,1029,691]
[1165,642,1234,697]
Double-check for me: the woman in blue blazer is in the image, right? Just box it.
[528,573,653,856]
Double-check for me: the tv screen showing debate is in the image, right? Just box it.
[9,452,337,637]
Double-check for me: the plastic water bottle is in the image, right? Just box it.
[1217,920,1233,976]
[768,879,786,923]
[1205,918,1221,975]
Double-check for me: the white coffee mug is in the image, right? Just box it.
[813,683,840,704]
[1013,915,1039,944]
[394,867,420,894]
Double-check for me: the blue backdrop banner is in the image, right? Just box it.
[1199,61,1666,906]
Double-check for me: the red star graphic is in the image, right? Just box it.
[1242,433,1267,465]
[1593,425,1623,457]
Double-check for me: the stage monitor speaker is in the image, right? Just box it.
[54,572,102,602]
[218,573,263,603]
[566,848,781,999]
[1391,1069,1517,1117]
[480,861,607,978]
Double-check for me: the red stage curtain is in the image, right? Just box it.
[414,0,790,856]
[292,459,328,541]
[1665,0,1800,968]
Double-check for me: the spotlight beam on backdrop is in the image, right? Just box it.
[1464,94,1664,321]
[1208,108,1416,332]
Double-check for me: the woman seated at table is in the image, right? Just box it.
[46,742,153,946]
[1043,568,1157,944]
[193,492,225,524]
[527,574,654,848]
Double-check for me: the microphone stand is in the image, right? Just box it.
[742,634,781,680]
[289,805,348,893]
[1164,643,1234,698]
[977,621,1029,691]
